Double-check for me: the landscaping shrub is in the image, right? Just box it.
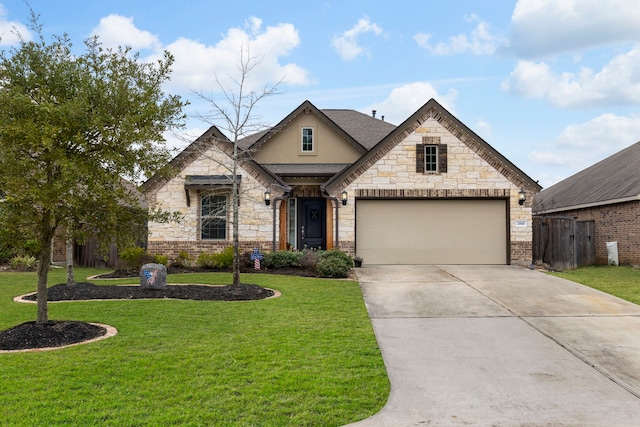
[196,252,216,269]
[300,249,320,271]
[217,246,235,269]
[263,250,303,269]
[172,250,193,268]
[119,246,153,271]
[153,254,168,266]
[316,250,353,278]
[9,254,38,271]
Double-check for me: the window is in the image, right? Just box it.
[301,127,314,153]
[201,194,227,239]
[287,198,297,249]
[424,145,438,172]
[416,137,447,174]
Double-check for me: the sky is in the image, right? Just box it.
[2,0,640,189]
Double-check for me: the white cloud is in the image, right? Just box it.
[502,46,640,108]
[363,82,457,125]
[529,113,640,186]
[90,15,311,95]
[331,16,384,61]
[474,119,492,139]
[0,4,30,46]
[164,17,311,93]
[90,14,161,51]
[415,14,505,56]
[509,0,640,58]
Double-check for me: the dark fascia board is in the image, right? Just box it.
[323,98,542,194]
[246,100,368,154]
[143,125,290,195]
[142,125,225,193]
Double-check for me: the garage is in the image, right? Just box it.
[355,199,508,265]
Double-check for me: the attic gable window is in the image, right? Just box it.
[416,137,447,174]
[301,127,314,153]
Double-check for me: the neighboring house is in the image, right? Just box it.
[533,141,640,265]
[143,98,541,265]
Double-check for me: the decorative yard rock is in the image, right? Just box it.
[140,263,167,290]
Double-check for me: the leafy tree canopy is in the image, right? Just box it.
[0,14,186,322]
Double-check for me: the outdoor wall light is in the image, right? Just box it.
[264,190,271,206]
[341,190,348,206]
[518,189,526,206]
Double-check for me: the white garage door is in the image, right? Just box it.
[355,199,507,264]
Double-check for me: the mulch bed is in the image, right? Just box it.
[1,281,275,352]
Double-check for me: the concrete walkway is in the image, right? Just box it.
[346,265,640,426]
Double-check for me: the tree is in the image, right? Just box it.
[193,47,281,286]
[0,13,186,324]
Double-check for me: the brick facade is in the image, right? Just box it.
[543,200,640,265]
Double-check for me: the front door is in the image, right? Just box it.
[298,198,326,250]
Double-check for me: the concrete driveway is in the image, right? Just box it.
[346,265,640,426]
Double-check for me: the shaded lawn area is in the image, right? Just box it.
[0,268,389,426]
[550,265,640,305]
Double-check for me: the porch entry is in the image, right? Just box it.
[290,198,326,250]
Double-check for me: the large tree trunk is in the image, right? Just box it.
[36,225,54,325]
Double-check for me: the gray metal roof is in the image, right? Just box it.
[533,141,640,214]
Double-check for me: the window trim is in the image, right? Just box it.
[416,137,447,174]
[200,193,228,240]
[300,126,315,155]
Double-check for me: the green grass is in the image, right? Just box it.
[550,265,640,305]
[0,268,389,426]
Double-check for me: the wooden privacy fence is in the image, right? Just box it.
[533,216,595,271]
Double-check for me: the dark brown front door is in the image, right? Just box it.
[298,198,325,250]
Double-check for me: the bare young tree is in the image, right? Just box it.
[192,46,282,286]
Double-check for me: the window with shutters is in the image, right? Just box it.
[416,137,447,174]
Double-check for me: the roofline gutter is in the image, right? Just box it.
[534,193,640,215]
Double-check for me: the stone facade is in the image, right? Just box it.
[146,145,277,261]
[328,115,535,264]
[540,200,640,265]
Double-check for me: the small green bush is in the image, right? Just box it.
[316,250,353,278]
[263,250,303,269]
[153,254,168,266]
[196,252,216,269]
[215,246,234,269]
[10,254,38,271]
[172,250,193,268]
[119,246,153,270]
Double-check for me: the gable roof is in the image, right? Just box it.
[323,98,542,194]
[142,125,288,194]
[533,141,640,214]
[238,100,394,153]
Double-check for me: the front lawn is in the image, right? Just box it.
[550,265,640,305]
[0,268,389,426]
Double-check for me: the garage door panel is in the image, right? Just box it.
[356,200,507,265]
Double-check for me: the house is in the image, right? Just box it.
[143,98,541,265]
[533,141,640,265]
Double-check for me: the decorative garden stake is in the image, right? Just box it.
[251,249,264,270]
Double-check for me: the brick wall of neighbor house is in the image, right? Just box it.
[547,200,640,265]
[333,115,535,264]
[145,145,275,261]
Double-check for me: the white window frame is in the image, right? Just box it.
[301,127,315,154]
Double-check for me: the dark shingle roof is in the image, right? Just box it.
[533,141,640,213]
[321,109,396,150]
[263,164,350,176]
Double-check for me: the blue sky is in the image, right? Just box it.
[2,0,640,188]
